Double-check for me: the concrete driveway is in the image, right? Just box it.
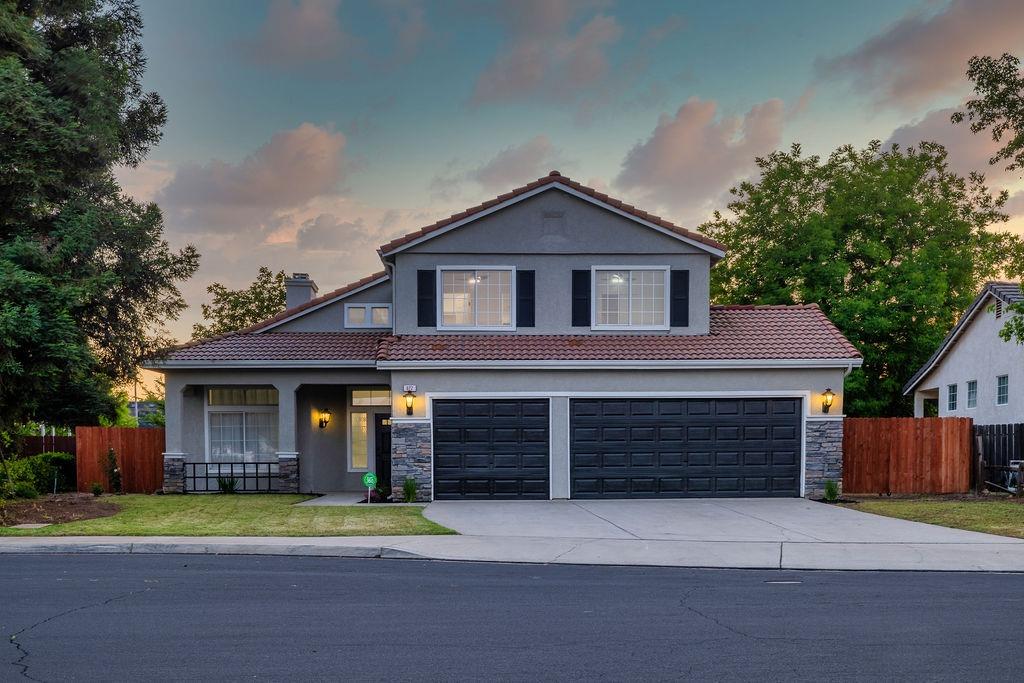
[423,497,1018,544]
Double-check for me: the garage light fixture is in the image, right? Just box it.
[821,388,835,414]
[318,408,331,429]
[403,386,416,416]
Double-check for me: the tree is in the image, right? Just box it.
[192,267,286,339]
[701,141,1023,416]
[951,53,1024,173]
[0,0,199,448]
[952,53,1024,344]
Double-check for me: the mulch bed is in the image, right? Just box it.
[1,493,120,526]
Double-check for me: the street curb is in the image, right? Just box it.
[0,542,427,559]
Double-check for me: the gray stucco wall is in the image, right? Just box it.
[913,298,1023,425]
[272,279,393,333]
[389,189,714,335]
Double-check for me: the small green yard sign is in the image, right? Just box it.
[362,472,378,488]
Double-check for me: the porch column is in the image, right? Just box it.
[913,391,926,418]
[162,377,187,493]
[275,380,300,493]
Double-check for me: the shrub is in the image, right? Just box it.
[402,477,418,503]
[13,481,38,499]
[106,447,122,494]
[824,480,840,502]
[91,482,103,497]
[217,477,239,494]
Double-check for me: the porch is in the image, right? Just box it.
[161,370,394,494]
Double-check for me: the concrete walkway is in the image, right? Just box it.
[2,499,1023,571]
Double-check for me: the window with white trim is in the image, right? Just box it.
[352,388,391,406]
[966,380,977,408]
[592,267,668,329]
[997,375,1009,405]
[206,387,278,463]
[350,412,368,470]
[345,303,391,328]
[439,268,513,329]
[947,384,957,411]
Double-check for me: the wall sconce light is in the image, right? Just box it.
[402,385,417,416]
[821,388,835,414]
[318,408,331,429]
[403,390,415,416]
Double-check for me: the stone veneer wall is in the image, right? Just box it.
[391,421,432,502]
[804,418,843,498]
[163,454,185,493]
[278,454,299,493]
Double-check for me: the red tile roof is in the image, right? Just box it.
[377,171,726,256]
[155,305,859,365]
[379,305,860,362]
[162,332,388,362]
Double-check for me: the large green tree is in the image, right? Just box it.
[701,141,1022,416]
[0,0,199,444]
[953,53,1024,344]
[192,267,285,340]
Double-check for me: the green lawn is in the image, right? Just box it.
[845,496,1024,539]
[0,494,455,537]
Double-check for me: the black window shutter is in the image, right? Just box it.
[571,270,590,327]
[670,269,690,327]
[416,269,436,327]
[516,270,535,327]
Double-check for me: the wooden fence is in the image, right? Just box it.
[75,427,165,494]
[843,417,973,494]
[17,435,76,458]
[973,423,1023,493]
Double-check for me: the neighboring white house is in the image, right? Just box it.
[904,282,1023,425]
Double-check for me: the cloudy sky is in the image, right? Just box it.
[120,0,1024,342]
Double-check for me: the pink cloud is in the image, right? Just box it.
[471,1,622,104]
[157,123,347,232]
[816,0,1024,109]
[614,97,785,220]
[473,136,561,191]
[243,0,351,67]
[885,106,1010,182]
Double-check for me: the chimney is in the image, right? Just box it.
[285,273,318,309]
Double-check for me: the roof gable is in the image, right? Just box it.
[902,281,1022,394]
[377,171,726,259]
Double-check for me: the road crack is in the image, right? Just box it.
[8,588,149,681]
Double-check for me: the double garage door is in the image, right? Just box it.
[432,397,801,500]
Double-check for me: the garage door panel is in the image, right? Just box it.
[571,398,801,499]
[433,399,550,500]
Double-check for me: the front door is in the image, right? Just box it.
[374,414,392,493]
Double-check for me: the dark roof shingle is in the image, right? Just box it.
[162,332,387,362]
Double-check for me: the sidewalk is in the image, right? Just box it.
[3,533,1024,571]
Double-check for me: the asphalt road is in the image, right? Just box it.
[2,556,1022,681]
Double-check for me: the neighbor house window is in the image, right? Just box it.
[440,268,513,329]
[997,375,1009,405]
[593,267,668,329]
[967,380,977,409]
[352,389,391,406]
[345,304,391,328]
[947,384,957,411]
[206,387,278,463]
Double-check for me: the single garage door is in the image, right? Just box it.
[433,399,549,500]
[571,398,801,498]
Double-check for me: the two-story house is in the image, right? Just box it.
[903,281,1023,424]
[147,172,862,500]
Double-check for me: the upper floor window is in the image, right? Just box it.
[947,384,957,411]
[592,267,668,330]
[997,375,1009,405]
[966,380,977,408]
[345,303,391,328]
[439,267,514,329]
